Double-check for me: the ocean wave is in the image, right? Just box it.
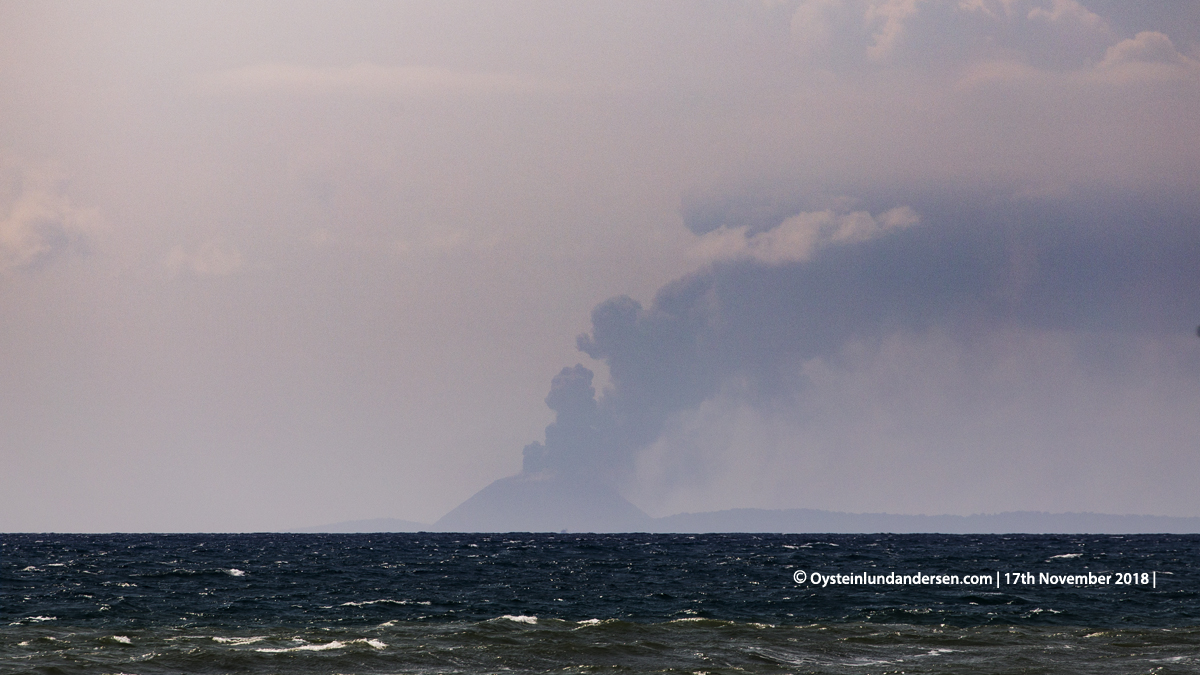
[497,615,537,624]
[340,599,428,607]
[212,636,266,645]
[255,639,386,653]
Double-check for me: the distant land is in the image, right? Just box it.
[294,469,1200,534]
[296,508,1200,534]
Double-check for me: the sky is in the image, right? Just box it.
[2,0,1199,532]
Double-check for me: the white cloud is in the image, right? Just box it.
[0,166,98,275]
[1025,0,1104,31]
[1096,31,1200,81]
[791,0,1115,69]
[690,205,919,266]
[864,0,924,62]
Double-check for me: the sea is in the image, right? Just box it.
[3,533,1198,674]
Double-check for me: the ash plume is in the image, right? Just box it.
[517,191,1200,488]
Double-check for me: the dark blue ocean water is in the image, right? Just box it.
[3,533,1198,674]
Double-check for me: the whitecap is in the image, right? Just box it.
[110,635,132,644]
[1047,553,1082,560]
[340,599,409,607]
[25,616,57,623]
[225,568,246,577]
[257,641,346,653]
[20,566,40,572]
[499,615,537,624]
[256,639,385,653]
[212,636,266,645]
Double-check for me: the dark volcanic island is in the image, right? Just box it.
[435,364,653,532]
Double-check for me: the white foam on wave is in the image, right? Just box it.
[213,636,266,645]
[225,568,246,577]
[1047,553,1082,560]
[110,635,132,644]
[21,566,40,572]
[257,642,343,653]
[340,599,421,607]
[256,639,385,653]
[24,616,57,623]
[499,615,538,624]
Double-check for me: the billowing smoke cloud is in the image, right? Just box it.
[519,190,1200,497]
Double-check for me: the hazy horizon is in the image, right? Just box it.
[3,1,1199,532]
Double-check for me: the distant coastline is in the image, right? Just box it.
[294,508,1200,534]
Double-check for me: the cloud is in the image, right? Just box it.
[518,190,1200,498]
[690,205,920,266]
[0,166,96,275]
[863,0,923,62]
[198,62,559,98]
[627,326,1200,517]
[791,0,1115,69]
[1096,31,1200,81]
[1026,0,1105,31]
[164,238,244,277]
